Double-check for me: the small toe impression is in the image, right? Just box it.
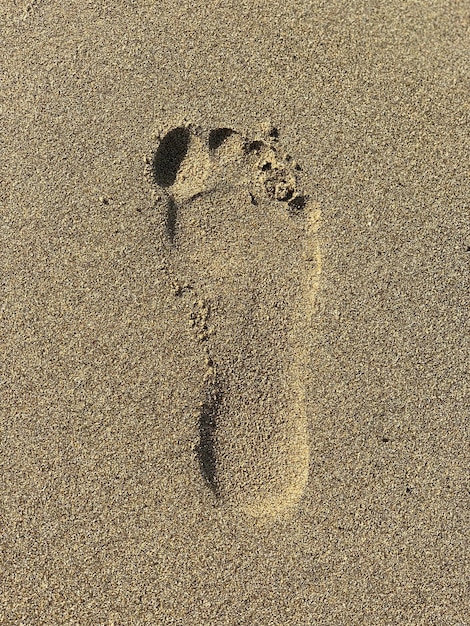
[152,126,191,188]
[208,128,236,151]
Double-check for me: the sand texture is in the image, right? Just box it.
[1,1,469,624]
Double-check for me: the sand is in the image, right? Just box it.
[1,1,469,624]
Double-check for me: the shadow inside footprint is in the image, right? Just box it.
[208,128,235,151]
[165,197,178,243]
[152,127,191,188]
[197,385,223,497]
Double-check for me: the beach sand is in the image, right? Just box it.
[1,1,468,624]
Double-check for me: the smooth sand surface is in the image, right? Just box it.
[1,1,469,624]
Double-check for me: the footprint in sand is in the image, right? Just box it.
[151,123,321,520]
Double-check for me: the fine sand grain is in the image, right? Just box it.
[1,1,469,624]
